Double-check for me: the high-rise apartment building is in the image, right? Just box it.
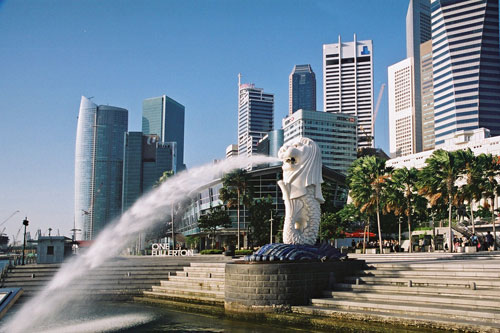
[289,64,316,115]
[420,40,435,151]
[237,77,274,158]
[225,144,238,159]
[122,133,177,212]
[142,95,185,171]
[323,35,374,149]
[282,109,357,174]
[431,0,500,145]
[388,58,421,157]
[74,96,128,240]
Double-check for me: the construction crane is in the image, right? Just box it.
[371,83,386,146]
[12,227,22,247]
[1,210,20,227]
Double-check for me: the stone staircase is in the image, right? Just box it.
[1,257,189,301]
[293,253,500,332]
[141,262,226,305]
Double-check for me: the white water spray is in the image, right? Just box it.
[3,155,278,332]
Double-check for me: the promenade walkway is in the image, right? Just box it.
[293,252,500,332]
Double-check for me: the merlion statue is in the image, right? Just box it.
[244,137,345,262]
[277,137,324,245]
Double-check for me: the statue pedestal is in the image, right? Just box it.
[224,260,363,314]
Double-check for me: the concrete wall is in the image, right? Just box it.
[224,260,364,313]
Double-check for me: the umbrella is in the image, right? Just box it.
[348,230,376,238]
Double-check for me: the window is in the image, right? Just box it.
[47,246,54,255]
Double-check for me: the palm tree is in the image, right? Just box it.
[478,153,500,250]
[219,169,252,249]
[348,156,393,254]
[418,149,462,253]
[455,149,482,233]
[385,167,424,253]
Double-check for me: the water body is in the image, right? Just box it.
[2,155,277,332]
[3,301,445,333]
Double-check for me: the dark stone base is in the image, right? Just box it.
[224,260,364,313]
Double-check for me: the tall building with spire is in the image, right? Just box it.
[74,96,128,240]
[237,74,274,158]
[323,34,374,149]
[431,0,500,145]
[289,64,316,115]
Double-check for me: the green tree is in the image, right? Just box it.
[319,212,347,241]
[418,149,462,252]
[348,156,393,254]
[198,206,231,249]
[248,196,276,247]
[478,153,500,249]
[385,167,426,252]
[455,149,482,233]
[155,170,174,188]
[219,169,253,249]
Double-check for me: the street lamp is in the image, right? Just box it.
[22,217,29,265]
[269,211,274,244]
[398,216,403,252]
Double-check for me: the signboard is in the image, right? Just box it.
[151,243,194,256]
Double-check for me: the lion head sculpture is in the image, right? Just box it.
[278,137,324,202]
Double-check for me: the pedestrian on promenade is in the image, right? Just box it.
[486,231,494,251]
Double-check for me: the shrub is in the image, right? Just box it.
[235,249,253,255]
[200,249,223,255]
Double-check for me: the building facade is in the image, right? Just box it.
[323,35,374,149]
[142,95,185,171]
[237,82,274,158]
[407,0,432,135]
[74,96,128,240]
[388,57,422,157]
[179,165,347,249]
[282,109,357,174]
[431,0,500,146]
[122,132,177,212]
[225,144,238,159]
[421,40,435,151]
[289,64,316,115]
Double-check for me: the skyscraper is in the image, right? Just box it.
[74,96,128,240]
[323,35,374,149]
[407,0,432,135]
[237,76,274,158]
[289,64,316,115]
[420,40,435,151]
[282,109,357,174]
[431,0,500,145]
[122,132,177,212]
[142,95,185,171]
[388,58,420,157]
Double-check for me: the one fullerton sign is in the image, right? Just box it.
[151,243,194,256]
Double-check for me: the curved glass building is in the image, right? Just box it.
[74,96,128,240]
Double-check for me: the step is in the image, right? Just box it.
[143,290,224,305]
[345,275,500,288]
[359,269,500,278]
[151,285,224,299]
[160,280,224,290]
[324,290,500,310]
[368,262,500,270]
[292,305,500,332]
[182,266,226,273]
[333,282,500,297]
[189,262,227,268]
[165,275,224,283]
[309,298,500,323]
[172,271,225,279]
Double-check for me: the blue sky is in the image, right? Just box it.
[0,0,408,240]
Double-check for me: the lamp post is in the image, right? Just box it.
[22,217,29,265]
[398,216,402,252]
[269,210,274,244]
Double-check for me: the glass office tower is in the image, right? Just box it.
[74,96,128,240]
[289,64,316,115]
[142,95,185,171]
[431,0,500,145]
